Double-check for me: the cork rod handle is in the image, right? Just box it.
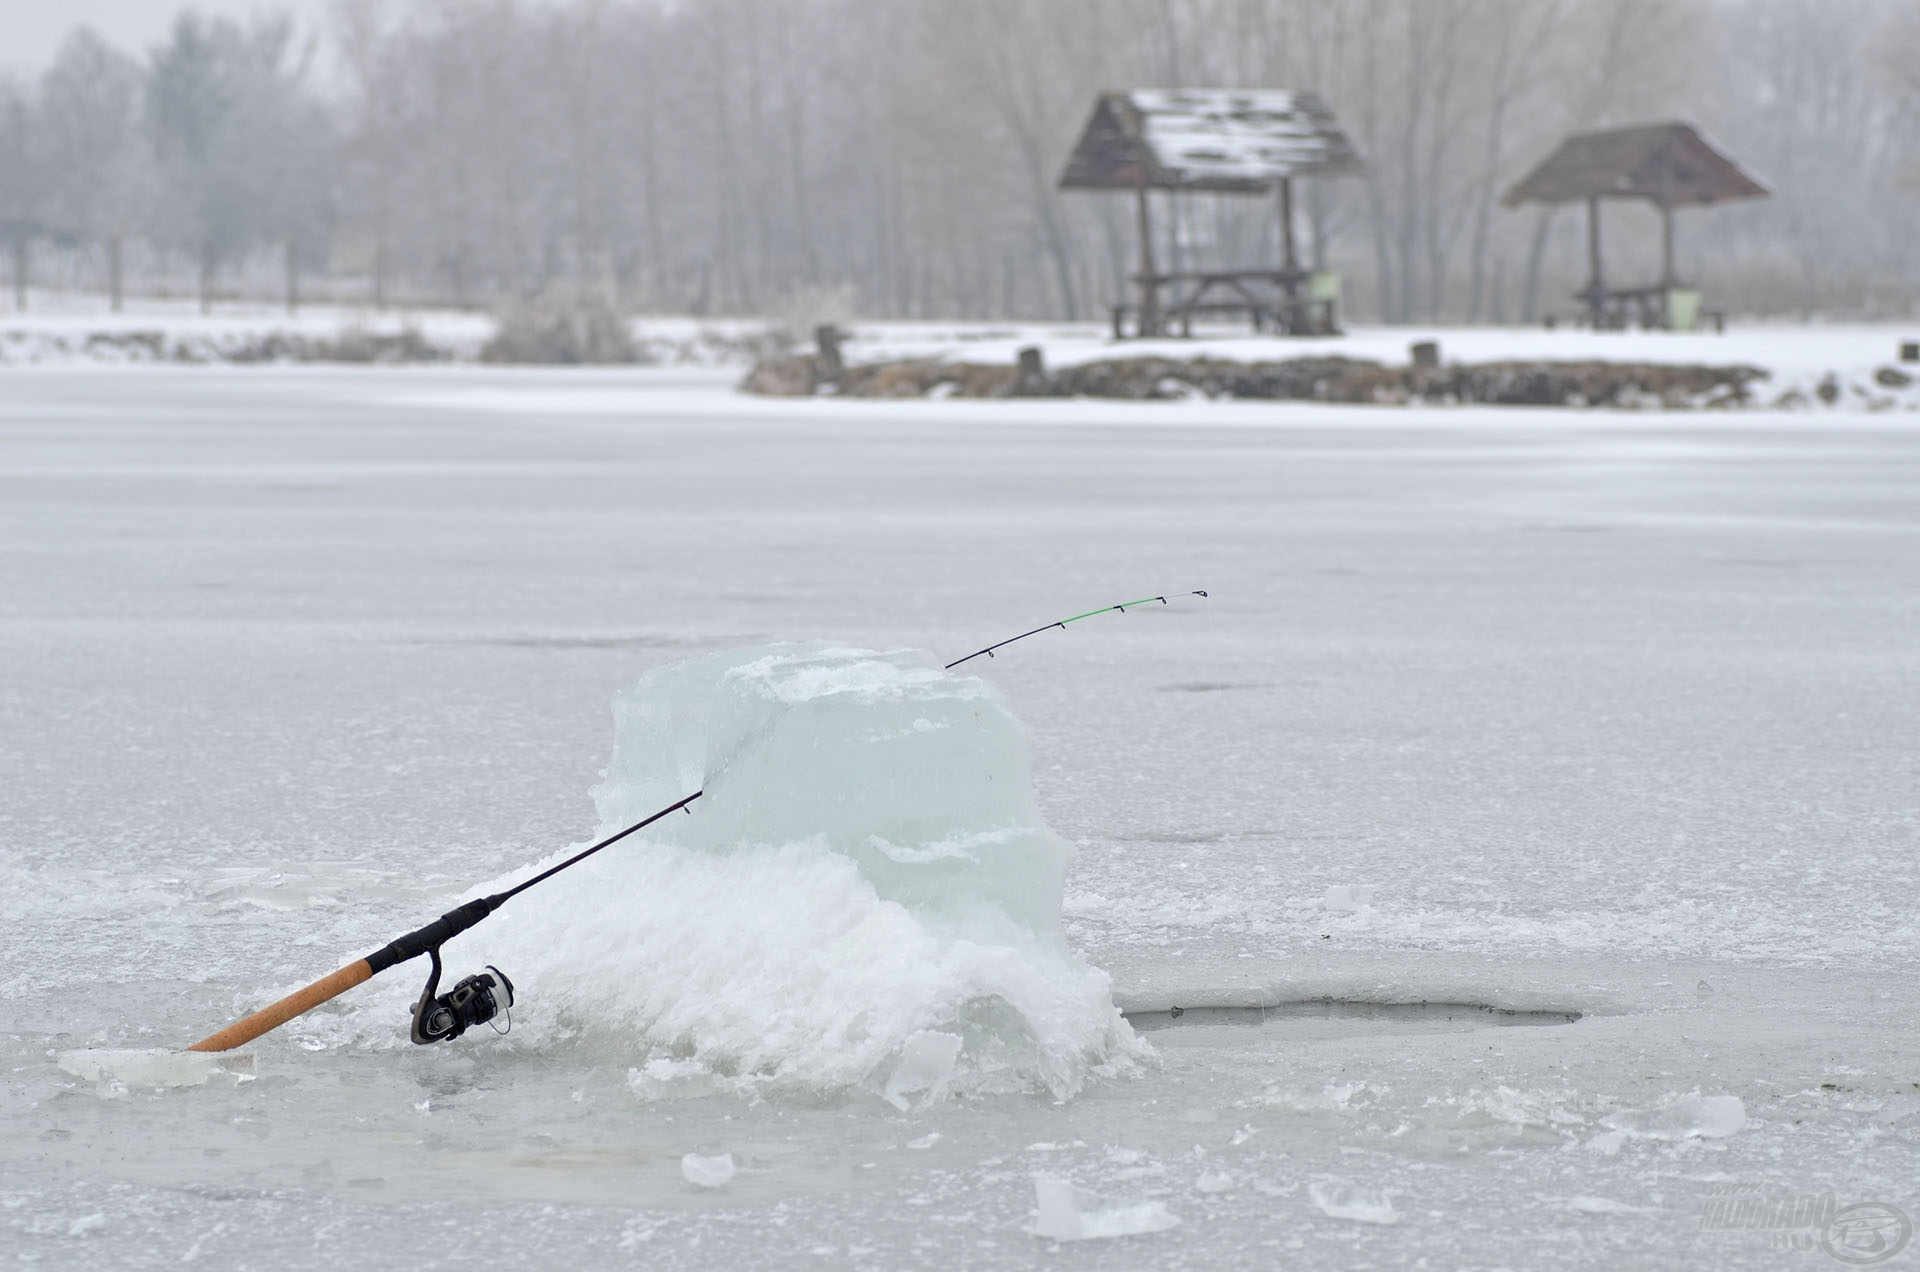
[186,960,374,1053]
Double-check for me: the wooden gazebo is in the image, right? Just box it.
[1503,122,1769,330]
[1059,89,1364,338]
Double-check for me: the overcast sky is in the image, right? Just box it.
[1,0,338,81]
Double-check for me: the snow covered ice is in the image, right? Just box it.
[2,363,1918,1269]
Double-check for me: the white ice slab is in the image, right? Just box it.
[57,1048,254,1089]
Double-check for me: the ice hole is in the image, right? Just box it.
[1124,999,1583,1035]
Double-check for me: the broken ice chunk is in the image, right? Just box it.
[882,1030,962,1111]
[57,1048,254,1089]
[1032,1177,1084,1239]
[1030,1177,1180,1242]
[1603,1094,1745,1141]
[1308,1178,1399,1225]
[1321,885,1375,913]
[680,1152,736,1188]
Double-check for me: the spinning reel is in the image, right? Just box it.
[410,946,515,1045]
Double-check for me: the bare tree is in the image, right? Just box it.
[1460,0,1568,322]
[38,30,155,310]
[146,14,329,312]
[0,78,40,311]
[1871,5,1920,193]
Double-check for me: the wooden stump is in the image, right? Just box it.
[1015,346,1047,396]
[1410,341,1441,370]
[814,324,846,381]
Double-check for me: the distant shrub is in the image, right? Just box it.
[482,289,640,364]
[322,324,446,363]
[760,283,857,351]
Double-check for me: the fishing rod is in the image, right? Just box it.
[187,791,703,1053]
[185,591,1206,1054]
[945,591,1208,669]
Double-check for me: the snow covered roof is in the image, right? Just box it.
[1502,122,1769,209]
[1058,89,1365,194]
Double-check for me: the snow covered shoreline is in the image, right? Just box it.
[748,348,1781,409]
[3,297,1916,412]
[0,296,766,369]
[753,320,1920,411]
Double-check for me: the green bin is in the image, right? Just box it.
[1666,288,1702,333]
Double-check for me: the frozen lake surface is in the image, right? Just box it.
[3,365,1917,1268]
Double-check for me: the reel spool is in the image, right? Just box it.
[410,948,514,1045]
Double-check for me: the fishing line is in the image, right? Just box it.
[185,591,1206,1053]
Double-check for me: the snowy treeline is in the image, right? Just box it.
[2,0,1917,322]
[0,17,327,313]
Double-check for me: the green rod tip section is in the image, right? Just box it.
[1062,596,1166,625]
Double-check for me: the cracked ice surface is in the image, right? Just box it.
[2,365,1917,1270]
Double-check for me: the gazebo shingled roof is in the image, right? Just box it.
[1059,89,1364,194]
[1502,122,1768,209]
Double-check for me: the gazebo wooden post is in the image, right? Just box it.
[1278,177,1299,272]
[1585,195,1605,327]
[1657,145,1677,329]
[1660,202,1675,288]
[1277,176,1301,333]
[1658,146,1677,289]
[1134,167,1159,337]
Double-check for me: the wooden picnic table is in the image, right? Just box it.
[1114,267,1338,339]
[1546,284,1725,333]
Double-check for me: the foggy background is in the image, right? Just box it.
[1,0,1915,325]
